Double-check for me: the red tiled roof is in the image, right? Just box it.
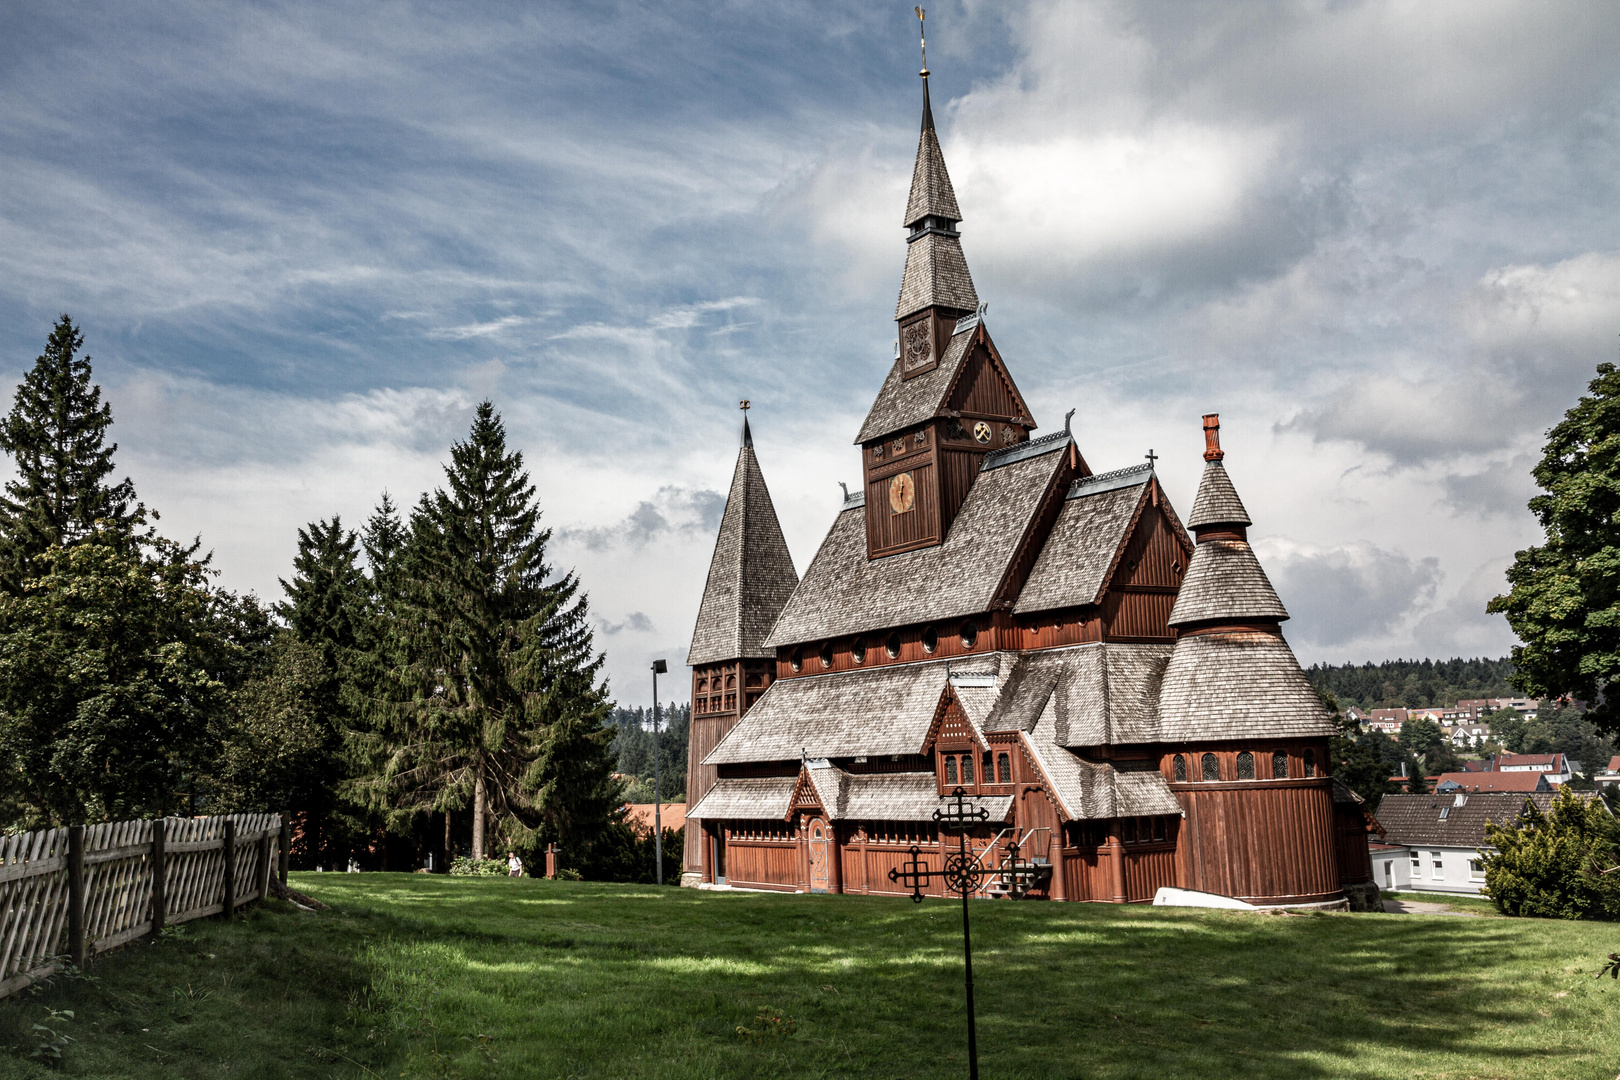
[1433,771,1549,793]
[623,803,687,836]
[1607,755,1620,773]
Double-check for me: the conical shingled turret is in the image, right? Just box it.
[1170,416,1284,629]
[895,76,977,321]
[686,420,799,666]
[1159,416,1330,742]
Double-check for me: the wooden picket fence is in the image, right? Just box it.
[0,812,284,1000]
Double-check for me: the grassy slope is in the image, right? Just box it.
[2,874,1618,1080]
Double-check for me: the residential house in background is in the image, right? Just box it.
[1373,790,1600,895]
[1596,755,1620,790]
[1433,771,1549,794]
[1493,752,1576,783]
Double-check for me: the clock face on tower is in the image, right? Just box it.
[888,471,916,514]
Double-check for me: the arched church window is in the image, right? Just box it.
[819,641,833,669]
[1201,753,1219,782]
[1237,751,1255,780]
[945,756,957,784]
[1173,755,1186,782]
[960,620,978,649]
[1272,752,1288,779]
[922,625,938,653]
[1303,749,1316,777]
[886,632,901,659]
[851,637,866,664]
[997,753,1011,783]
[790,647,803,673]
[960,754,974,783]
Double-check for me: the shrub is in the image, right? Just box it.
[449,856,507,877]
[1484,787,1620,919]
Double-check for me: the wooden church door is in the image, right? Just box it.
[807,818,829,893]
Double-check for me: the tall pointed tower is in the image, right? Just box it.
[854,67,1037,560]
[682,409,799,883]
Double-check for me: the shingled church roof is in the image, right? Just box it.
[704,654,998,765]
[762,437,1070,646]
[1187,460,1251,529]
[1014,465,1155,615]
[1168,539,1288,627]
[686,421,799,666]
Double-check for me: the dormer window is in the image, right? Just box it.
[945,756,958,784]
[997,753,1011,783]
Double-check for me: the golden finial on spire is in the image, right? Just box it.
[739,399,751,411]
[915,7,928,77]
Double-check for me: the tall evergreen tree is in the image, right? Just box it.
[0,316,140,590]
[278,517,365,671]
[366,403,617,861]
[271,517,366,860]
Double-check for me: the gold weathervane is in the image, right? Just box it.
[739,399,751,411]
[915,7,928,77]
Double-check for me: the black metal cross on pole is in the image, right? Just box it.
[888,786,991,1079]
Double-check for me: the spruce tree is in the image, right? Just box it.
[272,517,366,861]
[277,517,365,671]
[0,316,141,589]
[372,403,617,861]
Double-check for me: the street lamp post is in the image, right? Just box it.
[651,658,668,885]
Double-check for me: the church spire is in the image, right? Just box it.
[896,9,976,328]
[687,407,799,667]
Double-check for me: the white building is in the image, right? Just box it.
[1373,790,1603,895]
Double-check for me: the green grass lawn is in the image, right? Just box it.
[3,874,1619,1079]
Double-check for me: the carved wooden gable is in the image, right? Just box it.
[945,330,1032,433]
[789,768,824,816]
[1099,481,1194,642]
[920,685,988,754]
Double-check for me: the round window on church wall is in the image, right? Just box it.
[819,642,833,669]
[922,626,938,653]
[790,647,803,673]
[960,620,978,649]
[851,637,866,664]
[886,632,902,659]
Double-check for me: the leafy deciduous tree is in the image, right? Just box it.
[1490,363,1620,735]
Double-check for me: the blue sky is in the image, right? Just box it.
[4,1,1619,705]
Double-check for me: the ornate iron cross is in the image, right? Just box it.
[886,786,994,1080]
[888,845,935,903]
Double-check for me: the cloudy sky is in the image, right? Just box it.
[4,2,1619,706]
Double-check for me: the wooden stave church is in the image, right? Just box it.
[681,73,1376,907]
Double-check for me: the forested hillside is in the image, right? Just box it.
[1305,657,1517,710]
[608,704,689,803]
